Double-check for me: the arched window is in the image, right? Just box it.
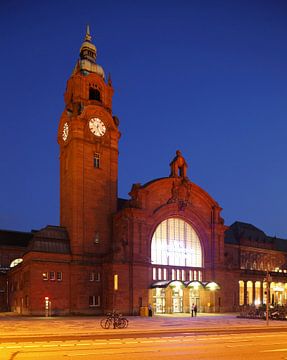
[10,258,23,268]
[89,87,101,101]
[151,218,202,267]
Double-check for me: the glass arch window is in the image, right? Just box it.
[151,218,202,267]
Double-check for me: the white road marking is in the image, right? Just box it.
[261,348,287,353]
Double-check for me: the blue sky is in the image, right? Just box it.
[1,0,287,237]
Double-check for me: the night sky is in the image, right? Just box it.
[1,0,287,238]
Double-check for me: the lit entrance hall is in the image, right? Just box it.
[239,280,287,306]
[149,218,220,314]
[151,280,220,314]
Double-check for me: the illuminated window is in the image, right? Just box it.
[181,270,185,281]
[57,272,62,281]
[151,218,202,267]
[163,268,167,280]
[96,272,101,282]
[94,153,100,168]
[42,272,48,281]
[255,281,261,305]
[189,270,193,281]
[153,268,157,280]
[50,272,55,281]
[89,295,100,307]
[158,268,162,280]
[239,280,244,305]
[176,269,180,280]
[10,258,23,268]
[247,281,253,305]
[172,269,176,280]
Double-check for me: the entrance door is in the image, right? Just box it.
[172,297,183,313]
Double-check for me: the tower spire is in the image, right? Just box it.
[77,26,105,79]
[85,24,92,42]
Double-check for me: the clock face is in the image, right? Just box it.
[62,122,69,141]
[89,117,106,137]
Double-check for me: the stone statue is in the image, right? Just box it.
[169,150,188,178]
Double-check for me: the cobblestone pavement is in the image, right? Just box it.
[0,312,286,339]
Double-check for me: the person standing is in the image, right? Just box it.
[148,304,153,317]
[191,303,195,317]
[194,304,197,317]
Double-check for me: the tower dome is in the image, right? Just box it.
[76,25,105,79]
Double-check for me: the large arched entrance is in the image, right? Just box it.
[150,217,220,313]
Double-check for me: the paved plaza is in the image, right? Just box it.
[0,313,287,341]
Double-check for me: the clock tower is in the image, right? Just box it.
[58,27,120,257]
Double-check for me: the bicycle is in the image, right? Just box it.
[100,311,129,329]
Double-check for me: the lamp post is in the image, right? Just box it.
[264,271,272,326]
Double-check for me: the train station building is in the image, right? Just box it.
[1,28,287,316]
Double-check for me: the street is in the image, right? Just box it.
[1,331,287,360]
[1,314,287,360]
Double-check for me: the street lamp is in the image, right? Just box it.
[264,271,272,326]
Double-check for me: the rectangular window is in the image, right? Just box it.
[176,269,180,280]
[172,269,175,280]
[94,153,100,168]
[95,272,101,282]
[89,272,95,282]
[50,271,55,281]
[181,269,185,281]
[163,268,167,280]
[42,272,48,281]
[89,295,100,307]
[189,270,193,281]
[57,272,62,281]
[198,271,202,281]
[158,268,162,280]
[152,267,157,281]
[194,271,197,280]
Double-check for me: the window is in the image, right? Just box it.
[181,270,185,281]
[94,153,100,168]
[151,218,202,267]
[153,267,157,280]
[42,272,48,281]
[95,272,101,282]
[50,271,55,281]
[57,272,62,281]
[89,88,101,101]
[158,268,162,280]
[89,295,100,307]
[172,269,175,280]
[89,273,95,282]
[163,268,167,280]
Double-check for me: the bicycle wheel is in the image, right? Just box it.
[100,318,112,329]
[117,318,128,329]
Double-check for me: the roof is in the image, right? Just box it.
[0,229,33,248]
[28,226,70,254]
[225,221,287,252]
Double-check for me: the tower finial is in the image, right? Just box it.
[85,24,92,42]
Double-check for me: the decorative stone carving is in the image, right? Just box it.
[167,178,192,211]
[169,150,188,178]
